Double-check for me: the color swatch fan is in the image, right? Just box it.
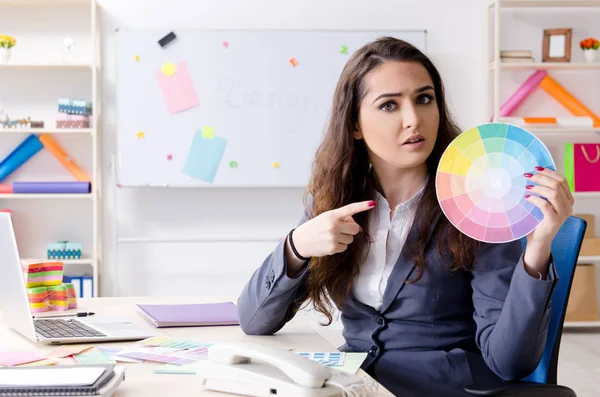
[436,123,555,243]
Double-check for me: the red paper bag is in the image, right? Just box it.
[572,144,600,192]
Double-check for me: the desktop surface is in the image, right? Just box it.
[0,297,394,397]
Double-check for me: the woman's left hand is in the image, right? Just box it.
[523,166,574,273]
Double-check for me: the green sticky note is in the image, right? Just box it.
[340,45,348,54]
[335,353,367,374]
[74,348,116,365]
[201,126,215,139]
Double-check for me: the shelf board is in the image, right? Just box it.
[22,258,94,266]
[494,0,600,7]
[490,62,600,70]
[573,192,600,198]
[525,127,600,134]
[0,194,93,199]
[0,0,91,6]
[579,256,600,263]
[0,63,93,70]
[563,321,600,329]
[0,128,93,135]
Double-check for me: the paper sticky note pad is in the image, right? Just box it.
[155,61,200,114]
[161,62,177,77]
[201,126,215,139]
[47,345,93,358]
[0,351,45,367]
[183,130,227,183]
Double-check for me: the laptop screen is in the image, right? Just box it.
[0,213,38,342]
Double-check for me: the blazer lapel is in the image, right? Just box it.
[379,212,442,314]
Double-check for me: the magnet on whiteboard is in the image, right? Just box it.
[158,32,177,48]
[167,154,173,160]
[288,57,298,67]
[273,162,280,168]
[229,161,238,169]
[136,131,145,139]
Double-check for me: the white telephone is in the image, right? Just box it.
[197,342,377,397]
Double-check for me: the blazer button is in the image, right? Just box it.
[376,317,384,326]
[265,280,272,289]
[368,346,378,357]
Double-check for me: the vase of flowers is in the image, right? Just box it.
[0,35,16,64]
[580,37,599,63]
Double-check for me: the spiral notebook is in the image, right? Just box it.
[0,364,124,396]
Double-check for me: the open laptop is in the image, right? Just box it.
[0,213,158,344]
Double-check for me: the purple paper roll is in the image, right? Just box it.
[13,182,91,194]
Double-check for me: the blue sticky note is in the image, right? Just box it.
[183,130,227,183]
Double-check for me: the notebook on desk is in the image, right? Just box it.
[0,364,125,397]
[136,302,239,328]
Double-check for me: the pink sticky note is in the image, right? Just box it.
[0,351,45,366]
[155,61,200,114]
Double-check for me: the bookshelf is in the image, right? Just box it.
[0,0,101,297]
[486,0,600,329]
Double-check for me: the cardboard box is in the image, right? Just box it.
[574,213,596,239]
[580,237,600,257]
[566,264,600,322]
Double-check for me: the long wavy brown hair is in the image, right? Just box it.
[303,37,480,324]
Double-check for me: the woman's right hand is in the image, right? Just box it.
[291,200,376,258]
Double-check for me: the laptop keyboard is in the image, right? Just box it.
[35,318,107,339]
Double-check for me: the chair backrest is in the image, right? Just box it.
[521,215,587,384]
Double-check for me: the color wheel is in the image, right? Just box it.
[435,123,555,243]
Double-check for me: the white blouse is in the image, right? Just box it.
[352,185,425,311]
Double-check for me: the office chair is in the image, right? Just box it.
[465,215,587,397]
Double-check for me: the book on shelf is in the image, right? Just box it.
[500,50,534,63]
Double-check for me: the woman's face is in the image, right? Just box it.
[355,60,440,172]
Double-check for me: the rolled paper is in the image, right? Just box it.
[39,135,91,182]
[0,135,43,183]
[21,260,64,288]
[497,70,547,119]
[12,182,91,194]
[48,285,69,311]
[64,283,78,309]
[539,75,600,128]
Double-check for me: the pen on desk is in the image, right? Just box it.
[33,312,95,319]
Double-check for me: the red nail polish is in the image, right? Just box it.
[524,173,533,178]
[526,185,533,190]
[535,166,545,171]
[525,194,531,198]
[368,201,376,207]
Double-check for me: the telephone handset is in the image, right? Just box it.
[198,342,377,397]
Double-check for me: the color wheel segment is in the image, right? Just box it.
[435,123,555,243]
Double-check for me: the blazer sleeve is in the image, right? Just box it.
[470,239,558,381]
[237,208,312,335]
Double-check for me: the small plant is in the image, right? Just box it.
[0,35,16,49]
[580,37,600,50]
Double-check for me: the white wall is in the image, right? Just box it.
[97,0,492,303]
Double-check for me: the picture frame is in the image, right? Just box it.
[542,28,572,62]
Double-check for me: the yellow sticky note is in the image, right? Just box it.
[161,62,177,77]
[136,131,145,139]
[201,127,215,139]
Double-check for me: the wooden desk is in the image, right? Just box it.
[0,297,393,396]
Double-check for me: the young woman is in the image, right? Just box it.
[237,37,574,396]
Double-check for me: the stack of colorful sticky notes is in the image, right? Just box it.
[47,285,69,311]
[26,287,49,313]
[21,260,64,288]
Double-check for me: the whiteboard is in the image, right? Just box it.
[115,29,427,187]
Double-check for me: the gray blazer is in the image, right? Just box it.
[237,207,558,397]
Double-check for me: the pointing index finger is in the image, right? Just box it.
[334,200,376,220]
